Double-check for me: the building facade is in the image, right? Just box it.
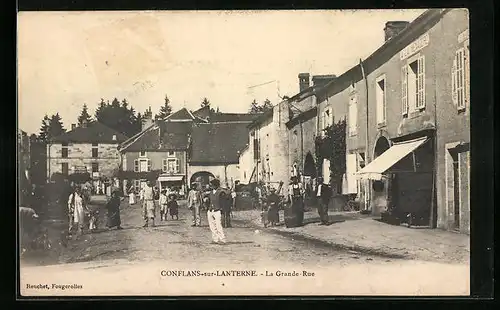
[47,121,127,188]
[323,9,469,233]
[118,108,197,195]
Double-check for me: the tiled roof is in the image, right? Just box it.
[190,123,250,164]
[124,121,192,152]
[164,108,194,120]
[51,121,128,144]
[192,106,260,123]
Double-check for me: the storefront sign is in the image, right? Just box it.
[399,33,430,60]
[458,29,469,43]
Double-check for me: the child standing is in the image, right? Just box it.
[159,190,168,221]
[167,194,179,220]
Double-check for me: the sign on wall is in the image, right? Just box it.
[400,33,430,61]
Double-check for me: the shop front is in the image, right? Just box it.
[357,133,436,227]
[157,174,186,198]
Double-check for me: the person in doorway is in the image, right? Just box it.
[167,194,179,220]
[106,189,123,230]
[68,187,86,236]
[187,183,202,227]
[142,179,157,228]
[315,177,332,225]
[287,176,305,227]
[207,179,226,244]
[267,187,281,226]
[159,189,168,221]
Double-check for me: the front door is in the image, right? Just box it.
[452,153,460,230]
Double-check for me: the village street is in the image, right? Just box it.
[20,200,470,296]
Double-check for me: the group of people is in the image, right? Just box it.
[66,184,123,237]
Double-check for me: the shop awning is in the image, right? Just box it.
[158,175,184,182]
[356,137,429,180]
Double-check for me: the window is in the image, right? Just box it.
[139,151,146,157]
[134,159,139,172]
[135,159,150,172]
[167,151,175,157]
[322,108,333,130]
[133,179,141,193]
[402,55,426,116]
[452,43,469,111]
[348,95,358,136]
[163,158,179,173]
[61,142,68,158]
[376,76,386,125]
[92,143,98,158]
[112,134,117,141]
[61,162,69,175]
[92,162,99,173]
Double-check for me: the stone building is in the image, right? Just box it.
[319,9,469,233]
[47,121,128,188]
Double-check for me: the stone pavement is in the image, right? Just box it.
[231,209,470,264]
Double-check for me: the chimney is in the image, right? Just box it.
[298,73,310,92]
[312,74,337,87]
[384,21,410,42]
[142,115,154,131]
[71,124,76,130]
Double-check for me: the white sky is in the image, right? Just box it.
[17,9,425,134]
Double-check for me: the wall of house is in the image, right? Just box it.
[238,147,252,184]
[432,9,470,233]
[342,9,469,231]
[47,143,121,180]
[188,164,239,188]
[123,150,186,174]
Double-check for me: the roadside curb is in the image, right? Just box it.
[231,217,409,260]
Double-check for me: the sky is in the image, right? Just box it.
[17,9,425,135]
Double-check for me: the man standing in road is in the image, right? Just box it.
[207,179,226,244]
[187,183,202,227]
[142,179,157,228]
[315,177,332,225]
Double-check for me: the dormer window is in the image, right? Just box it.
[112,134,117,141]
[168,151,175,157]
[140,151,147,157]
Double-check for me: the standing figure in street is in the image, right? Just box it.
[285,176,305,228]
[267,187,281,226]
[106,189,123,230]
[187,183,202,227]
[68,187,86,236]
[202,185,211,211]
[207,179,226,244]
[128,187,136,205]
[159,189,168,221]
[221,189,232,228]
[167,194,179,220]
[142,179,157,228]
[231,180,240,211]
[315,177,332,225]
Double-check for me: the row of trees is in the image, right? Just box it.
[36,95,272,142]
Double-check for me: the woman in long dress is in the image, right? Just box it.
[68,187,86,236]
[286,176,305,227]
[128,187,136,205]
[106,189,123,230]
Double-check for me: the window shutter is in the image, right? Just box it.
[134,159,139,172]
[162,159,167,172]
[416,56,426,109]
[464,41,470,108]
[147,159,152,172]
[175,159,180,173]
[401,65,408,115]
[452,55,458,106]
[456,48,466,110]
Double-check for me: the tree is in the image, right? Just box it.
[95,98,143,137]
[38,115,51,142]
[45,113,66,140]
[156,95,173,120]
[77,104,93,127]
[249,98,273,113]
[201,97,210,108]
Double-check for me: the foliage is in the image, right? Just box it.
[314,119,347,191]
[68,172,91,184]
[201,97,210,108]
[38,115,50,142]
[77,104,93,127]
[155,94,173,120]
[95,98,143,137]
[249,98,273,113]
[39,113,66,142]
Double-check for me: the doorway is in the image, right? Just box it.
[452,152,460,230]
